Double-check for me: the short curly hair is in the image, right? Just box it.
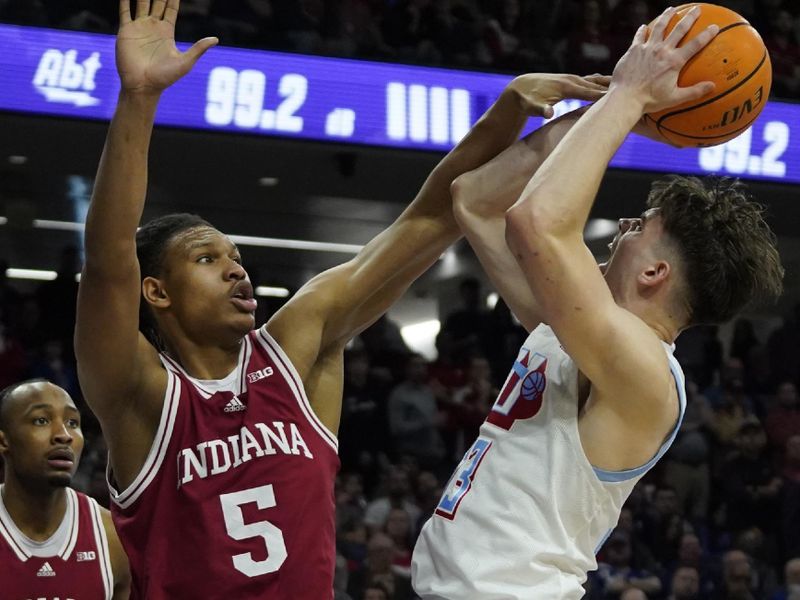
[646,176,783,326]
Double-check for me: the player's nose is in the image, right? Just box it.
[52,423,73,444]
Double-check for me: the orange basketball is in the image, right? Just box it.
[644,3,772,148]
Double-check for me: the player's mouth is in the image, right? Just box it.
[46,448,75,470]
[231,281,258,313]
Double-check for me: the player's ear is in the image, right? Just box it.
[142,276,171,309]
[638,260,670,288]
[0,429,9,454]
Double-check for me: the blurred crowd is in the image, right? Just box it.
[2,0,800,100]
[2,253,800,599]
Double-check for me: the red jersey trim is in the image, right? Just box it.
[109,370,181,509]
[256,326,339,452]
[87,497,113,600]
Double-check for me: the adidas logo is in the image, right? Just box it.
[223,396,246,413]
[37,562,56,577]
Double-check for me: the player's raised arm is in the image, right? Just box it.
[266,75,607,422]
[505,8,718,405]
[451,78,607,332]
[75,2,216,426]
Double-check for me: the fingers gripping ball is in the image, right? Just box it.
[644,3,772,147]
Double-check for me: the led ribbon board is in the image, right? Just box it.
[0,24,797,183]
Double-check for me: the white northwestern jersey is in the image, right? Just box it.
[412,324,686,599]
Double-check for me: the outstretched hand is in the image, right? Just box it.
[116,0,218,95]
[506,73,611,119]
[611,5,718,114]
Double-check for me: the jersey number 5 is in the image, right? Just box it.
[219,484,287,577]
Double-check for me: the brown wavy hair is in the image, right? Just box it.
[646,176,784,326]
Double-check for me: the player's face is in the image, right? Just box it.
[602,208,666,289]
[0,383,84,488]
[160,226,257,336]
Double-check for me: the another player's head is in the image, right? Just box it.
[603,175,783,330]
[136,213,256,350]
[0,379,83,489]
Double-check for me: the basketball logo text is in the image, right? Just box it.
[706,86,763,131]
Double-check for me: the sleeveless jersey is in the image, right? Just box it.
[109,325,340,599]
[412,324,686,599]
[0,486,114,600]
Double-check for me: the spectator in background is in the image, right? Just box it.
[770,558,800,600]
[362,583,390,600]
[363,466,422,534]
[709,369,756,452]
[666,533,715,597]
[387,353,445,468]
[768,304,800,388]
[29,339,81,403]
[713,550,758,600]
[383,507,414,577]
[720,419,782,535]
[620,589,648,600]
[445,354,496,460]
[347,533,414,600]
[781,434,800,559]
[765,381,800,458]
[764,9,800,99]
[641,485,690,567]
[668,566,701,600]
[339,349,391,475]
[441,277,492,364]
[359,314,411,376]
[594,530,662,598]
[563,0,616,76]
[663,380,713,521]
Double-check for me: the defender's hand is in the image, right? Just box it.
[505,73,610,119]
[611,5,718,114]
[117,0,218,96]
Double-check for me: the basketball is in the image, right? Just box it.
[643,3,772,148]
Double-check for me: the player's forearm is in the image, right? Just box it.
[404,87,530,222]
[509,89,643,237]
[452,106,590,220]
[84,92,160,271]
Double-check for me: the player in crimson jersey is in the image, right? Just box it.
[0,379,130,599]
[75,0,609,597]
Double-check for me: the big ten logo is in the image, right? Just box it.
[76,551,96,561]
[33,49,102,107]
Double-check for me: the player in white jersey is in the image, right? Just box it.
[413,7,784,599]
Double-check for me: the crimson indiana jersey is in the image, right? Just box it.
[0,486,114,600]
[109,325,340,599]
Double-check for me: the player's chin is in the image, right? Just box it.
[46,472,74,488]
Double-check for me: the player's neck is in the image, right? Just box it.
[2,475,68,541]
[164,335,243,380]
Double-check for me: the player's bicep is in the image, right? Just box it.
[75,267,159,416]
[455,206,542,332]
[505,224,655,393]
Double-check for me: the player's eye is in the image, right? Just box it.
[67,419,81,428]
[197,255,213,264]
[33,417,48,425]
[232,255,242,265]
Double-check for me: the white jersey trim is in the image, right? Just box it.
[108,369,181,509]
[0,484,78,561]
[58,488,79,560]
[88,498,114,600]
[159,336,252,398]
[256,325,339,452]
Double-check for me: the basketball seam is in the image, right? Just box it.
[655,28,765,126]
[656,111,761,141]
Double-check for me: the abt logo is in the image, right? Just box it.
[33,49,102,107]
